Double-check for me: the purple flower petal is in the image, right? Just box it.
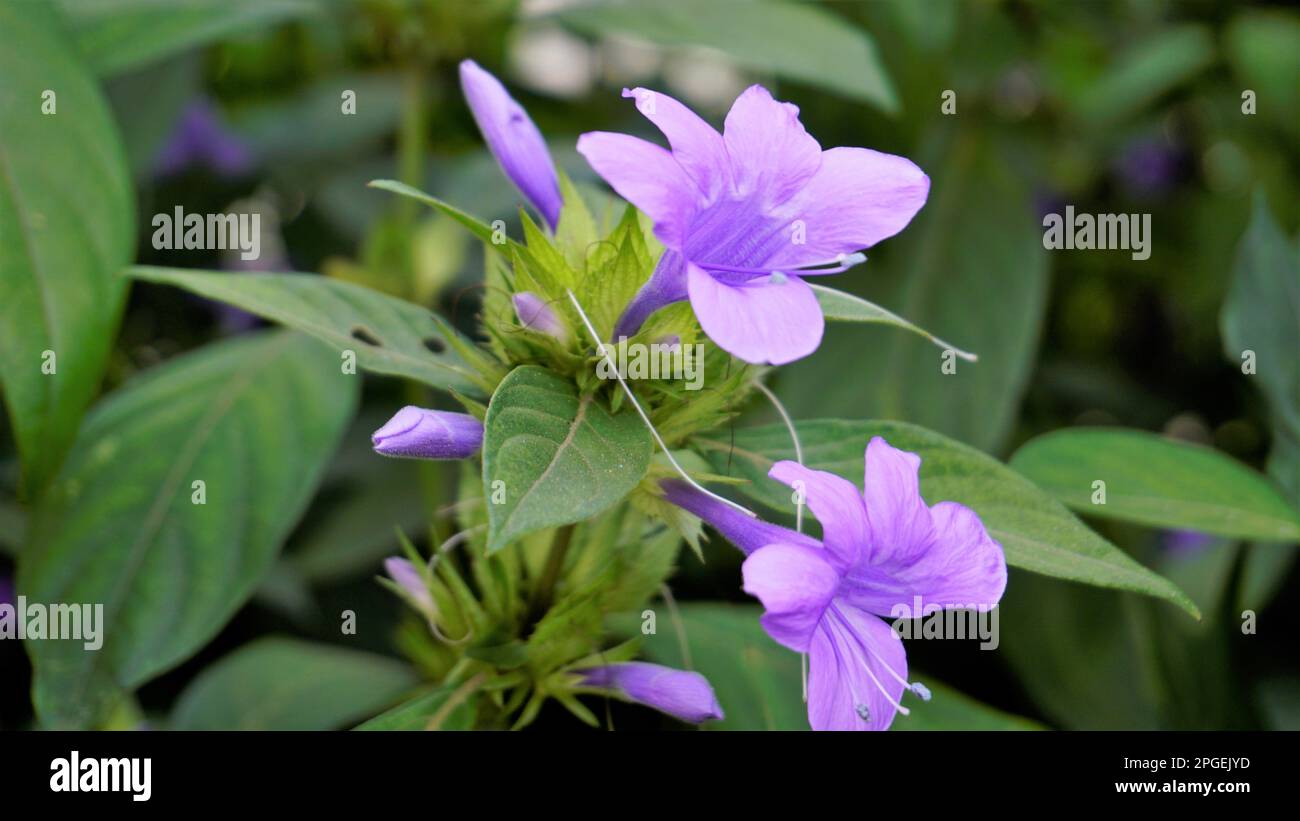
[768,460,868,572]
[722,85,822,207]
[686,264,823,365]
[371,406,483,460]
[660,480,820,555]
[742,543,840,652]
[808,603,907,731]
[664,436,1005,732]
[578,662,723,724]
[460,60,563,230]
[862,437,934,563]
[583,83,928,363]
[768,147,929,267]
[622,87,730,201]
[575,131,698,246]
[842,438,1007,615]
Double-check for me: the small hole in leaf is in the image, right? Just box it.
[422,336,446,354]
[350,326,382,347]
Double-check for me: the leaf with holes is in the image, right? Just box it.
[0,3,134,496]
[19,331,356,728]
[129,267,496,396]
[482,366,653,552]
[696,419,1199,618]
[171,637,416,730]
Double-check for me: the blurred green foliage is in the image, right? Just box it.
[1,0,1297,731]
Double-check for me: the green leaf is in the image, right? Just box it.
[0,2,134,495]
[811,283,978,362]
[1225,12,1300,139]
[1221,194,1300,442]
[554,170,600,271]
[696,420,1200,618]
[282,412,426,586]
[1220,193,1300,609]
[230,73,405,163]
[1009,429,1300,540]
[19,331,357,728]
[58,0,320,77]
[1000,543,1248,730]
[482,366,653,551]
[554,0,898,113]
[629,603,1039,730]
[775,132,1048,454]
[368,179,516,250]
[354,682,477,731]
[171,637,416,730]
[1071,24,1216,129]
[128,267,492,396]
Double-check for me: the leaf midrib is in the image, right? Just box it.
[67,333,295,709]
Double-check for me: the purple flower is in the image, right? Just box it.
[384,557,435,615]
[460,60,563,230]
[372,406,484,460]
[1113,136,1181,198]
[1162,528,1212,557]
[577,662,723,724]
[512,291,568,342]
[663,437,1006,730]
[0,576,13,607]
[154,99,253,178]
[577,86,929,364]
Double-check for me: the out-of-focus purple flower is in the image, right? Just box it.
[1163,528,1213,557]
[1033,187,1067,222]
[577,85,928,364]
[154,99,253,178]
[1113,137,1181,198]
[512,291,568,342]
[0,576,13,607]
[663,437,1007,731]
[460,60,563,230]
[384,557,434,615]
[577,662,723,724]
[372,406,484,460]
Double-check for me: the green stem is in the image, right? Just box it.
[528,524,576,622]
[397,66,426,230]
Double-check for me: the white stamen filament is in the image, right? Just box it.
[565,288,757,519]
[827,608,918,719]
[867,637,930,703]
[752,380,810,704]
[698,251,868,278]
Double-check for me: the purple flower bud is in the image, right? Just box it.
[384,557,434,614]
[460,60,563,230]
[512,292,567,341]
[372,406,484,460]
[577,662,724,724]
